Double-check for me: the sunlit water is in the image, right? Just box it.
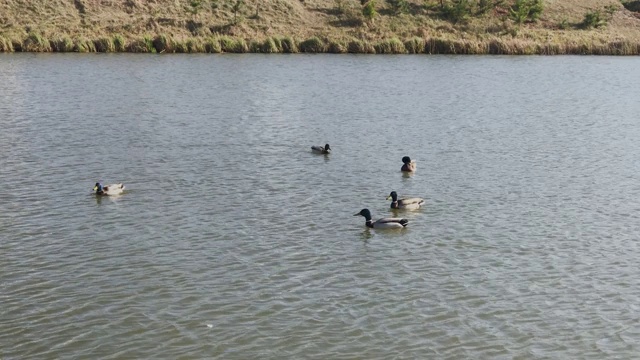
[1,54,640,359]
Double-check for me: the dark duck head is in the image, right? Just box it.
[353,208,373,222]
[401,156,415,172]
[386,191,399,208]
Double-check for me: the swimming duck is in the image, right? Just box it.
[93,182,125,196]
[353,208,408,229]
[387,191,425,210]
[311,144,331,154]
[401,156,416,172]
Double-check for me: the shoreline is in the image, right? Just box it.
[1,34,639,55]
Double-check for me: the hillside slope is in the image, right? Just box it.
[1,0,640,53]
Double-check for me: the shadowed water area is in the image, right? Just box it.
[1,54,640,359]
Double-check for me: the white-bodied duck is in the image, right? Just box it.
[386,191,425,210]
[311,144,331,154]
[401,156,416,172]
[93,182,125,196]
[354,208,408,229]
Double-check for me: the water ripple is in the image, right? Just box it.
[1,54,640,359]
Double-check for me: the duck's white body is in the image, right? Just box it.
[95,183,125,196]
[369,217,409,229]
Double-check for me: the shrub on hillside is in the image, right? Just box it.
[476,0,494,15]
[388,0,409,14]
[581,9,605,29]
[509,0,544,24]
[441,0,473,23]
[362,0,378,22]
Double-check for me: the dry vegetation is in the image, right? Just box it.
[1,0,639,54]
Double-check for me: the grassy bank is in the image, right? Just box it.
[2,32,639,54]
[1,0,640,54]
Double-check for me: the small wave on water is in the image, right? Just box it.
[1,54,640,359]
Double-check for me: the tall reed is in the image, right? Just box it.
[375,38,405,54]
[327,39,348,53]
[271,37,283,52]
[219,36,248,53]
[127,35,156,53]
[537,42,565,55]
[299,37,326,53]
[347,39,375,53]
[204,37,222,53]
[186,38,204,52]
[113,34,126,52]
[234,38,249,53]
[404,37,425,54]
[94,37,115,52]
[153,34,175,53]
[75,38,96,52]
[0,36,14,52]
[51,35,74,52]
[279,36,298,53]
[261,37,280,53]
[608,40,639,55]
[425,37,451,54]
[219,36,235,52]
[174,39,189,53]
[23,32,51,52]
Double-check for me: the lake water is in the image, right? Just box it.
[1,53,640,359]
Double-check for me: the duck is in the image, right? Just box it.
[353,208,408,229]
[401,156,416,172]
[311,144,331,154]
[93,182,125,196]
[386,191,425,210]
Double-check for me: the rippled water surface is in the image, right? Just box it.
[1,54,640,359]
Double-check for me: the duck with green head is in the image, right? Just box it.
[354,208,408,229]
[387,191,425,210]
[93,182,125,196]
[311,144,331,154]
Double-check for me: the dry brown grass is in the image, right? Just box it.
[0,0,639,54]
